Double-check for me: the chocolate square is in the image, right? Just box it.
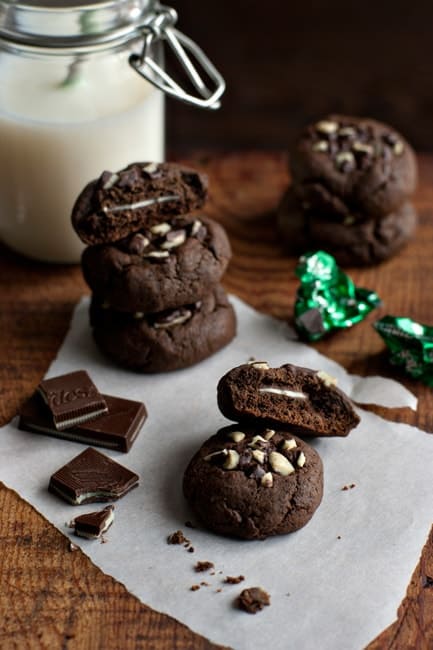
[49,447,139,505]
[38,370,108,430]
[19,393,146,452]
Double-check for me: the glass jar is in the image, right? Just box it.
[0,1,224,263]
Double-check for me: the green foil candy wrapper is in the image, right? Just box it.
[294,251,381,341]
[374,315,433,385]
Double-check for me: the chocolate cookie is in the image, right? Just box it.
[278,188,418,266]
[305,201,417,266]
[183,425,323,539]
[81,215,231,313]
[90,286,236,373]
[217,362,359,437]
[291,115,417,219]
[72,162,208,245]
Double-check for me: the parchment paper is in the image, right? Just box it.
[1,296,430,650]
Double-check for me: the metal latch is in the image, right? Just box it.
[129,5,225,110]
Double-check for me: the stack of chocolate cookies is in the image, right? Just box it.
[278,115,418,266]
[183,361,360,540]
[72,162,236,372]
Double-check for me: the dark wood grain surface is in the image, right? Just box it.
[2,152,433,648]
[168,0,433,152]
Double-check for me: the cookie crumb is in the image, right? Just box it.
[200,581,210,587]
[194,561,215,573]
[337,535,341,540]
[341,483,356,491]
[167,530,188,545]
[216,588,222,593]
[190,585,200,592]
[237,587,270,614]
[224,575,245,585]
[188,547,195,553]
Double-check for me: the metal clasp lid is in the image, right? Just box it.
[129,4,225,111]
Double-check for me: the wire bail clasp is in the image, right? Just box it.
[129,4,225,110]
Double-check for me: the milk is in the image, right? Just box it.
[0,50,164,262]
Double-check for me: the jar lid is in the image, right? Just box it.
[0,0,156,48]
[0,0,226,111]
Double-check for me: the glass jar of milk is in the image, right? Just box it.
[0,1,225,262]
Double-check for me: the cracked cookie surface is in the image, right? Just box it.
[82,215,231,313]
[183,425,323,539]
[291,114,417,219]
[278,188,417,266]
[72,162,208,245]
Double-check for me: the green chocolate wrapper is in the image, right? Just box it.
[294,251,381,341]
[374,315,433,385]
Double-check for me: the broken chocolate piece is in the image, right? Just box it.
[19,392,146,452]
[38,370,108,431]
[71,505,114,539]
[48,447,139,505]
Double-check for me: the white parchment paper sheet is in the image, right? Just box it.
[0,296,430,650]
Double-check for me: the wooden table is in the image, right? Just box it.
[1,152,433,649]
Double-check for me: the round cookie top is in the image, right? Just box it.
[72,162,208,245]
[291,115,417,218]
[217,361,360,437]
[183,425,323,539]
[81,215,231,313]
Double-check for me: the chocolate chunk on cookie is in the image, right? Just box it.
[81,215,231,313]
[217,362,359,437]
[291,115,417,219]
[278,188,417,266]
[90,286,236,373]
[72,162,208,245]
[183,425,323,539]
